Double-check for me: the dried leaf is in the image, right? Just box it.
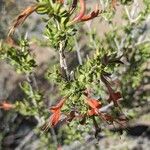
[8,5,38,36]
[81,4,100,21]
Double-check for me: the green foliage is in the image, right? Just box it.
[101,8,115,22]
[0,39,36,73]
[36,0,76,49]
[15,81,46,116]
[59,121,92,144]
[46,47,122,115]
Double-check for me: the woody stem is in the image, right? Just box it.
[92,116,101,137]
[59,41,69,80]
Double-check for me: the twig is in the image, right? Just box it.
[25,73,37,107]
[86,21,97,49]
[15,131,35,150]
[59,41,69,80]
[130,0,139,19]
[99,101,114,113]
[99,0,105,11]
[135,38,150,46]
[124,0,141,24]
[74,36,83,65]
[31,73,39,91]
[50,128,59,148]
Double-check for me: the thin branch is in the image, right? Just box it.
[25,73,37,107]
[25,73,43,125]
[74,36,83,65]
[130,0,139,19]
[124,0,141,24]
[135,38,150,46]
[59,41,69,80]
[50,128,59,148]
[86,21,97,49]
[124,6,132,23]
[31,73,39,91]
[99,101,114,113]
[15,131,35,150]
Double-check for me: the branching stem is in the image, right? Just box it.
[59,41,69,80]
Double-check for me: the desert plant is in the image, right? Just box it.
[0,0,149,149]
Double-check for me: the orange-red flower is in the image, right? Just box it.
[84,98,117,123]
[70,0,100,24]
[0,101,14,111]
[70,0,86,24]
[84,98,102,116]
[80,4,100,22]
[49,99,65,127]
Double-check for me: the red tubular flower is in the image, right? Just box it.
[80,4,100,22]
[85,98,102,116]
[70,0,86,24]
[69,0,100,24]
[0,101,14,111]
[85,98,116,123]
[49,99,65,127]
[50,109,61,126]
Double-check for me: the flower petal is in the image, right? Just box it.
[87,109,98,116]
[70,0,86,24]
[85,98,102,109]
[50,110,61,127]
[50,98,65,113]
[81,4,100,22]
